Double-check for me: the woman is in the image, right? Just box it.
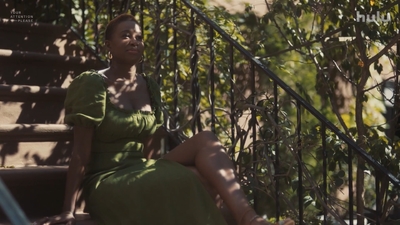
[35,14,295,225]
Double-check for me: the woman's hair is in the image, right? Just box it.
[105,14,140,41]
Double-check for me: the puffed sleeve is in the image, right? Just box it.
[144,75,164,129]
[64,71,107,127]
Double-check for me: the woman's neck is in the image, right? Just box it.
[106,63,137,82]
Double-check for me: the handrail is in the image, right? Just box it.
[178,1,399,224]
[180,0,400,187]
[69,26,109,67]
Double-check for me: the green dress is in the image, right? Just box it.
[64,71,227,225]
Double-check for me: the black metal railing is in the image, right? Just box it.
[6,0,400,224]
[178,2,400,224]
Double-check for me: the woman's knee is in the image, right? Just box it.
[194,130,219,142]
[192,130,224,152]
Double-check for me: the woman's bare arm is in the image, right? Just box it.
[63,125,94,213]
[34,126,94,225]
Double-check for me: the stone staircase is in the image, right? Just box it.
[0,16,105,224]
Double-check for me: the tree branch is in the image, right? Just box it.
[367,33,400,66]
[261,24,353,58]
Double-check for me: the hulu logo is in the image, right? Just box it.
[356,11,391,23]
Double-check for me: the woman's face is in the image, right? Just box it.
[107,20,144,65]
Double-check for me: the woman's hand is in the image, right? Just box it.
[32,211,75,225]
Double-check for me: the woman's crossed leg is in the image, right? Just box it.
[163,130,295,225]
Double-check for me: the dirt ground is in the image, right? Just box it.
[208,0,268,16]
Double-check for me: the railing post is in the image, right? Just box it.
[172,0,179,129]
[55,0,60,24]
[322,124,328,225]
[297,100,304,224]
[348,146,354,225]
[108,0,113,20]
[209,26,215,133]
[94,0,99,54]
[190,9,201,134]
[250,62,258,210]
[154,0,162,84]
[119,0,129,14]
[46,0,50,22]
[229,44,236,162]
[81,0,85,41]
[138,0,145,74]
[274,81,280,220]
[375,173,381,225]
[68,0,73,27]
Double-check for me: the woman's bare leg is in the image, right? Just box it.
[187,166,237,225]
[186,167,222,207]
[163,131,294,225]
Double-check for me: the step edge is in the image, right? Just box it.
[0,124,73,142]
[0,84,67,102]
[0,84,67,96]
[0,165,68,169]
[0,123,72,131]
[0,49,99,64]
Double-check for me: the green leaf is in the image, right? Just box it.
[335,177,344,187]
[337,170,345,178]
[304,195,314,208]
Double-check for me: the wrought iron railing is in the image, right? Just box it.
[6,0,400,224]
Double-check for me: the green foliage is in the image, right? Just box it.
[235,0,399,219]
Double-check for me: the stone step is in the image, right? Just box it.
[0,124,73,167]
[0,48,105,86]
[0,213,96,225]
[0,166,68,218]
[0,84,66,125]
[0,124,72,142]
[0,49,100,67]
[0,5,99,223]
[0,84,66,124]
[0,18,96,57]
[0,166,95,224]
[0,100,65,124]
[0,84,66,102]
